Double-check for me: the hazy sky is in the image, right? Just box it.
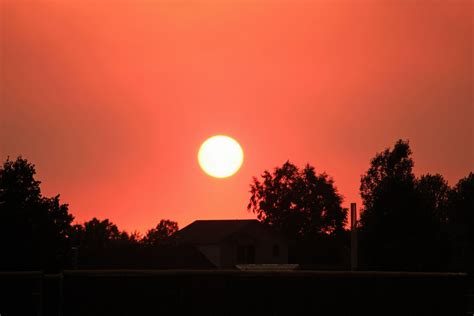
[1,0,472,233]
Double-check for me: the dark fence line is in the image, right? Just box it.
[0,270,469,316]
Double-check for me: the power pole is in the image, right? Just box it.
[350,203,358,271]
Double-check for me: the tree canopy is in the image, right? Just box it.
[358,140,463,271]
[71,218,128,250]
[248,161,347,241]
[0,157,73,270]
[447,172,474,270]
[142,219,179,246]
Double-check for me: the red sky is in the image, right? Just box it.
[1,0,472,234]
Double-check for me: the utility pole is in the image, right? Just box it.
[350,203,358,271]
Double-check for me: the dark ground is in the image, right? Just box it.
[0,270,469,316]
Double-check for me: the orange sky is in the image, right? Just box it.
[1,0,472,233]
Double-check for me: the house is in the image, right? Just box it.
[173,219,288,269]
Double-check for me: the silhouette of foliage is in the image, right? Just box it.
[359,140,453,271]
[360,139,415,213]
[127,231,142,245]
[0,156,73,270]
[69,217,147,268]
[248,161,347,241]
[71,218,127,250]
[447,173,474,271]
[142,219,179,246]
[414,173,453,269]
[416,174,450,225]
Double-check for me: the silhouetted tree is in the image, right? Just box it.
[447,173,474,271]
[0,156,73,270]
[70,218,182,268]
[414,174,452,269]
[127,231,142,245]
[416,174,450,225]
[71,218,124,250]
[70,218,143,268]
[248,161,347,241]
[359,140,445,270]
[142,219,179,246]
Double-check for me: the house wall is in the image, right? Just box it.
[219,224,288,268]
[255,238,288,265]
[196,245,221,267]
[219,243,235,269]
[250,225,288,264]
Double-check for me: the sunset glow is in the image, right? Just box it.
[0,1,471,232]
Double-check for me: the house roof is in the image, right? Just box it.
[174,219,262,245]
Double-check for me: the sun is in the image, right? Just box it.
[198,135,244,178]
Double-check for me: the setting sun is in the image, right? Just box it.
[198,135,244,178]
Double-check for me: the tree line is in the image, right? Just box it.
[0,157,179,270]
[248,140,473,271]
[0,139,472,271]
